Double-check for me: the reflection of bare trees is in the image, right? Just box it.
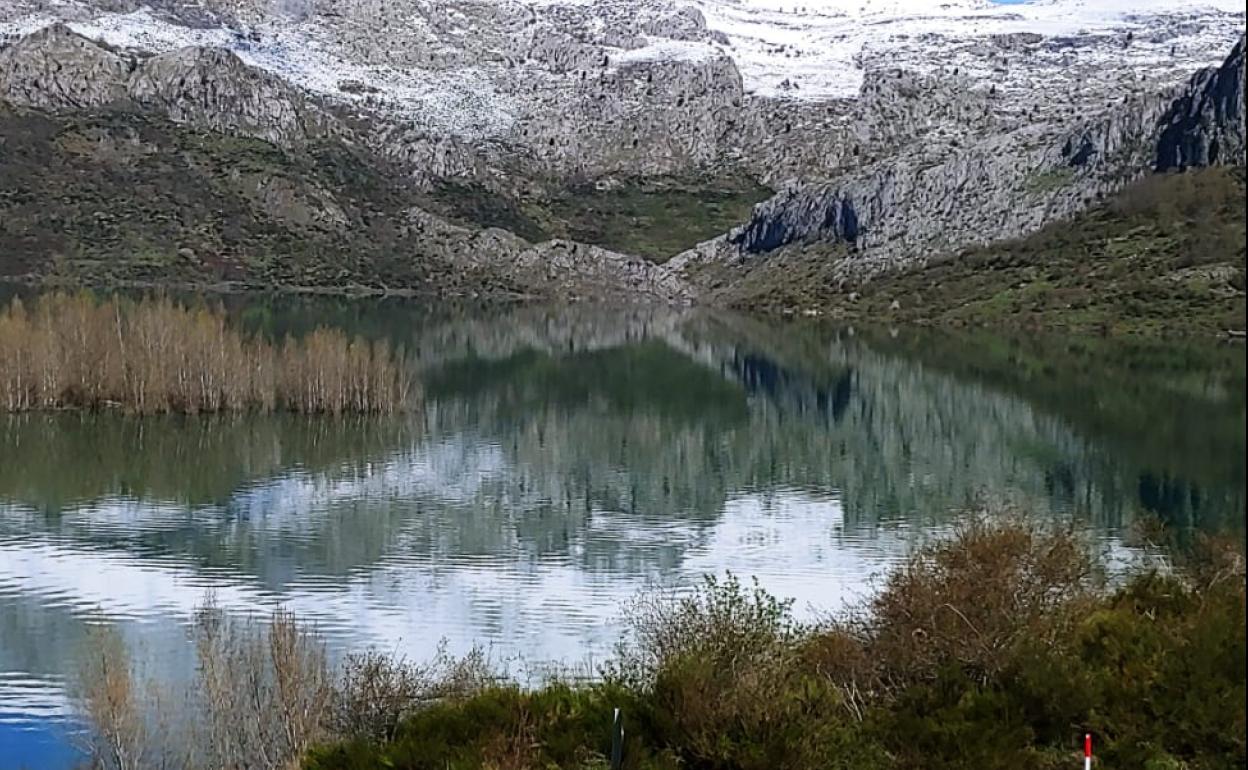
[0,413,417,511]
[79,625,147,770]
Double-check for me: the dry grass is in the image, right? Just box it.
[0,293,416,414]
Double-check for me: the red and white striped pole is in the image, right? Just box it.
[1084,733,1092,770]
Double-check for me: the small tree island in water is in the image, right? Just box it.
[0,293,417,415]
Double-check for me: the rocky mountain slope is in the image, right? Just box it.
[0,22,691,300]
[0,0,1244,314]
[671,33,1246,285]
[3,0,1242,184]
[697,166,1245,335]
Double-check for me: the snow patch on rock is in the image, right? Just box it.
[690,0,1245,98]
[3,8,520,139]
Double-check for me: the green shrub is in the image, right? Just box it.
[1076,570,1246,769]
[242,522,1248,770]
[308,683,676,770]
[609,574,878,770]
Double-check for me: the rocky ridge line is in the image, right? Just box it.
[0,22,329,145]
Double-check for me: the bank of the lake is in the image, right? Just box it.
[72,520,1246,770]
[305,521,1245,770]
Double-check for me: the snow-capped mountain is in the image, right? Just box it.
[2,0,1242,106]
[1,0,1242,172]
[0,0,1243,299]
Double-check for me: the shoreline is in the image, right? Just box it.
[2,274,1241,341]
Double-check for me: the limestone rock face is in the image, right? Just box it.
[128,46,326,145]
[698,36,1247,282]
[0,22,131,109]
[2,0,1241,193]
[1155,35,1246,170]
[0,25,328,145]
[507,54,745,178]
[850,68,987,149]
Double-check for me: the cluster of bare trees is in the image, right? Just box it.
[0,294,416,414]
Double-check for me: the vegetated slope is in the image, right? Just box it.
[0,97,764,285]
[428,175,772,264]
[0,103,690,301]
[703,167,1247,336]
[0,104,508,294]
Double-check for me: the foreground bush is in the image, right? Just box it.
[79,520,1246,770]
[0,293,416,414]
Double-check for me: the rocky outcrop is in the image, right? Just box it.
[1058,95,1168,172]
[0,24,328,145]
[128,45,328,145]
[403,209,690,303]
[697,35,1247,282]
[238,173,349,231]
[1155,35,1245,170]
[718,126,1095,266]
[0,22,132,109]
[731,187,861,254]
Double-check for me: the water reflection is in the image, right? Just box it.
[0,301,1243,768]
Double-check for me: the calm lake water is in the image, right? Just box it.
[1,298,1244,767]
